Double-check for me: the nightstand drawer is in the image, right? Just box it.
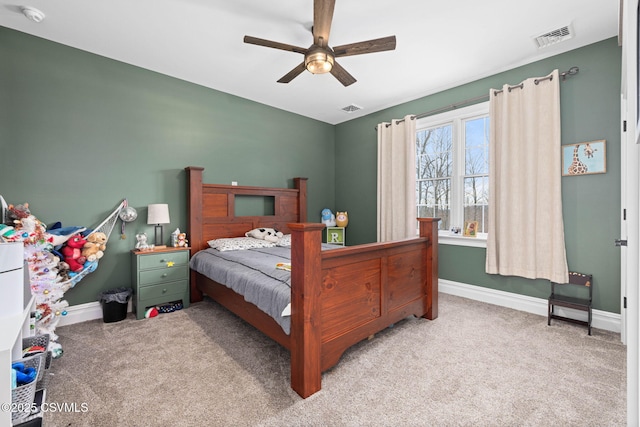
[132,247,191,320]
[139,265,188,286]
[138,251,189,270]
[139,280,188,300]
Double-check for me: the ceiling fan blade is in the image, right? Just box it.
[244,36,307,55]
[333,35,397,57]
[313,0,336,46]
[277,62,307,83]
[330,61,356,87]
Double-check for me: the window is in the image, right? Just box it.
[416,102,489,240]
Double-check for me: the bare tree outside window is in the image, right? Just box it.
[416,125,452,230]
[415,104,490,236]
[464,117,489,233]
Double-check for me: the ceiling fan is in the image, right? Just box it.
[243,0,396,87]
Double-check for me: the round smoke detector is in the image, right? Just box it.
[21,6,45,23]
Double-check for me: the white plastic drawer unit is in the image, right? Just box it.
[0,242,26,319]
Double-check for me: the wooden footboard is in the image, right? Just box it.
[289,219,438,397]
[186,166,439,398]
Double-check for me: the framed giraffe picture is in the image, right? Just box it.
[562,140,606,176]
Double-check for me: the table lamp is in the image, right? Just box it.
[147,204,170,248]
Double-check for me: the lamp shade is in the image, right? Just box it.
[147,204,170,225]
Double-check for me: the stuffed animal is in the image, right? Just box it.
[14,214,47,244]
[321,208,336,226]
[7,203,30,223]
[82,231,107,261]
[46,225,87,248]
[336,211,349,228]
[57,260,71,283]
[61,234,88,272]
[245,227,283,243]
[177,232,188,247]
[135,233,149,250]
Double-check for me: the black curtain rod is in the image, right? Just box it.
[379,66,579,129]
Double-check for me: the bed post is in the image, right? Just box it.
[293,177,308,222]
[186,166,204,302]
[288,222,325,398]
[418,217,440,320]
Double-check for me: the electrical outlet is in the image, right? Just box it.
[231,181,238,186]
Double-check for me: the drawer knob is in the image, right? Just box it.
[162,288,167,293]
[162,273,168,278]
[160,259,166,263]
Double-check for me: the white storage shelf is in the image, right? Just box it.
[0,242,34,426]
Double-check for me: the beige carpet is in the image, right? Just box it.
[43,293,625,427]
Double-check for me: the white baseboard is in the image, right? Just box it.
[57,301,132,327]
[57,282,621,334]
[439,279,621,333]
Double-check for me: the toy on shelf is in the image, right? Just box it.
[321,208,336,226]
[177,232,188,247]
[336,211,349,228]
[135,233,150,250]
[171,228,189,247]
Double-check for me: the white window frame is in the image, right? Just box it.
[416,101,489,248]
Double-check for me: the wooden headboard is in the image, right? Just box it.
[185,167,308,254]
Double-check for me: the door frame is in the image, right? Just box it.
[621,1,639,425]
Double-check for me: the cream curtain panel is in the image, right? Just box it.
[377,115,416,242]
[485,70,569,284]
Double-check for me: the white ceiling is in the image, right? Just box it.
[0,0,619,124]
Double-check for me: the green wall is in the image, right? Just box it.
[0,26,622,315]
[0,27,336,305]
[335,38,622,314]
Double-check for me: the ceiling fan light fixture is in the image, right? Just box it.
[305,49,334,74]
[243,0,396,86]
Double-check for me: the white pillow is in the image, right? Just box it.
[276,234,292,247]
[207,237,276,251]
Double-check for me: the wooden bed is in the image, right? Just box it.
[186,166,439,398]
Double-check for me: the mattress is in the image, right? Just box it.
[190,245,338,334]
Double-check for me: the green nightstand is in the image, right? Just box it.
[131,247,190,319]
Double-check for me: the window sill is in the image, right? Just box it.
[439,233,487,248]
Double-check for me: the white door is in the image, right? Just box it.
[620,95,631,345]
[621,1,639,425]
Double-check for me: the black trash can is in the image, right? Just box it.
[99,287,132,323]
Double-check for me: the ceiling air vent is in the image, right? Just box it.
[341,104,362,113]
[534,25,574,49]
